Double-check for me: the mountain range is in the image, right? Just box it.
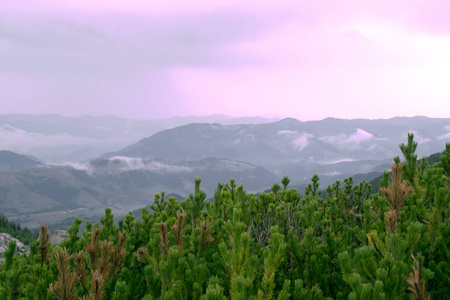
[0,114,278,163]
[1,115,449,229]
[105,116,450,180]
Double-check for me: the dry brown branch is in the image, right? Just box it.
[385,210,400,234]
[136,246,148,263]
[101,232,126,286]
[407,253,430,300]
[90,269,104,300]
[48,248,77,300]
[172,211,186,252]
[99,240,114,276]
[198,221,214,247]
[380,162,412,233]
[72,250,89,294]
[38,223,50,264]
[158,222,169,256]
[111,232,126,276]
[381,162,412,211]
[86,227,102,270]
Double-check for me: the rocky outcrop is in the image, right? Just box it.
[0,233,30,263]
[50,230,68,246]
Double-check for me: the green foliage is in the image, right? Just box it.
[305,174,321,197]
[400,133,418,188]
[1,136,449,299]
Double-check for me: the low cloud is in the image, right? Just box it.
[278,130,313,151]
[321,171,341,176]
[64,162,95,176]
[277,130,297,135]
[438,132,450,140]
[54,156,193,176]
[320,128,374,147]
[327,158,356,164]
[438,125,450,140]
[109,156,192,173]
[293,134,313,151]
[0,124,97,150]
[404,131,431,144]
[347,129,373,143]
[109,156,146,170]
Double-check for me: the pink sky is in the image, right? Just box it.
[1,0,450,120]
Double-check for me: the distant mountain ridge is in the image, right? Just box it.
[0,114,278,163]
[104,116,450,180]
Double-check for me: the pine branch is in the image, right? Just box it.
[158,222,169,256]
[172,211,186,253]
[48,248,77,300]
[407,253,430,300]
[38,223,50,264]
[86,227,102,271]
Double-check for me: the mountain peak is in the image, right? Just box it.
[276,117,301,124]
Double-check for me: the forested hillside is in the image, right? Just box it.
[1,134,449,299]
[0,214,37,245]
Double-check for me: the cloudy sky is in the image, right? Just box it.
[1,0,450,120]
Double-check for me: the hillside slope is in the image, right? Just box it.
[1,157,277,228]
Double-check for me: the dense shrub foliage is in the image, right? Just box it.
[1,134,449,299]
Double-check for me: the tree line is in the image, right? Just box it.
[0,213,37,245]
